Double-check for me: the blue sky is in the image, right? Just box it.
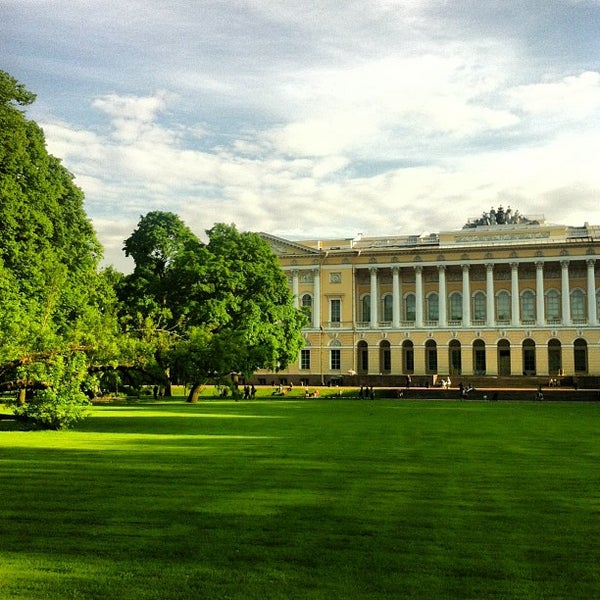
[3,0,600,271]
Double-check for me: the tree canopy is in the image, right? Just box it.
[0,70,120,428]
[118,214,307,401]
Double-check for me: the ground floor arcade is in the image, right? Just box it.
[259,328,600,386]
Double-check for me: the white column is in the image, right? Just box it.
[535,261,545,326]
[587,259,597,326]
[561,260,571,326]
[415,266,424,327]
[370,267,378,328]
[511,262,520,327]
[392,267,401,328]
[312,268,320,328]
[462,264,471,327]
[486,264,495,327]
[292,269,299,309]
[438,265,447,327]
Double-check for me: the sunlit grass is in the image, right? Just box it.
[1,399,599,598]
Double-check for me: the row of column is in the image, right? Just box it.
[291,260,598,329]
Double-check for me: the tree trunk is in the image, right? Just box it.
[17,388,26,406]
[163,367,172,397]
[187,382,202,403]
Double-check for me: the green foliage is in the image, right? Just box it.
[0,70,121,428]
[118,214,307,391]
[13,353,91,429]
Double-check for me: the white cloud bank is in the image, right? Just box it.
[6,0,597,271]
[40,60,600,272]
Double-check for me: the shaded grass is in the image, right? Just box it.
[1,399,600,598]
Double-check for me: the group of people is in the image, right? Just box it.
[243,384,257,399]
[358,385,376,400]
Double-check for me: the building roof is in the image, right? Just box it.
[260,211,600,258]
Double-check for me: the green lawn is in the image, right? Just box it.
[1,398,599,599]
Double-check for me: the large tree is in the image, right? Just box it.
[118,213,306,401]
[0,71,119,428]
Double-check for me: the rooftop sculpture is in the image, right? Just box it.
[463,206,539,229]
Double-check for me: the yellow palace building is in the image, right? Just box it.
[258,208,600,387]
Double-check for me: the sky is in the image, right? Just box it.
[3,0,600,272]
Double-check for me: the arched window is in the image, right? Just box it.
[449,292,462,321]
[361,294,371,323]
[405,293,416,322]
[382,294,393,322]
[402,340,414,374]
[498,339,511,375]
[521,290,535,322]
[425,339,438,374]
[427,292,439,321]
[574,338,588,373]
[523,338,536,375]
[496,290,510,322]
[473,339,486,374]
[546,289,560,321]
[357,340,368,373]
[449,339,461,375]
[473,291,486,321]
[380,340,391,373]
[548,338,561,375]
[571,289,585,321]
[301,294,312,323]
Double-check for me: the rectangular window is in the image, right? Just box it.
[330,298,341,323]
[300,349,310,370]
[330,349,341,370]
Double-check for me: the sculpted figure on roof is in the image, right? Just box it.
[463,206,538,229]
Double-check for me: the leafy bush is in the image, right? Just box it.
[14,353,90,429]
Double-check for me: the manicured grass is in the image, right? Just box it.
[1,398,599,598]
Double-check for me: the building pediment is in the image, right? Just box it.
[259,232,321,257]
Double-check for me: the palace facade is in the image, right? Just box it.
[258,212,600,386]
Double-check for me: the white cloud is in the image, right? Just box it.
[10,0,598,272]
[40,64,600,273]
[509,71,600,117]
